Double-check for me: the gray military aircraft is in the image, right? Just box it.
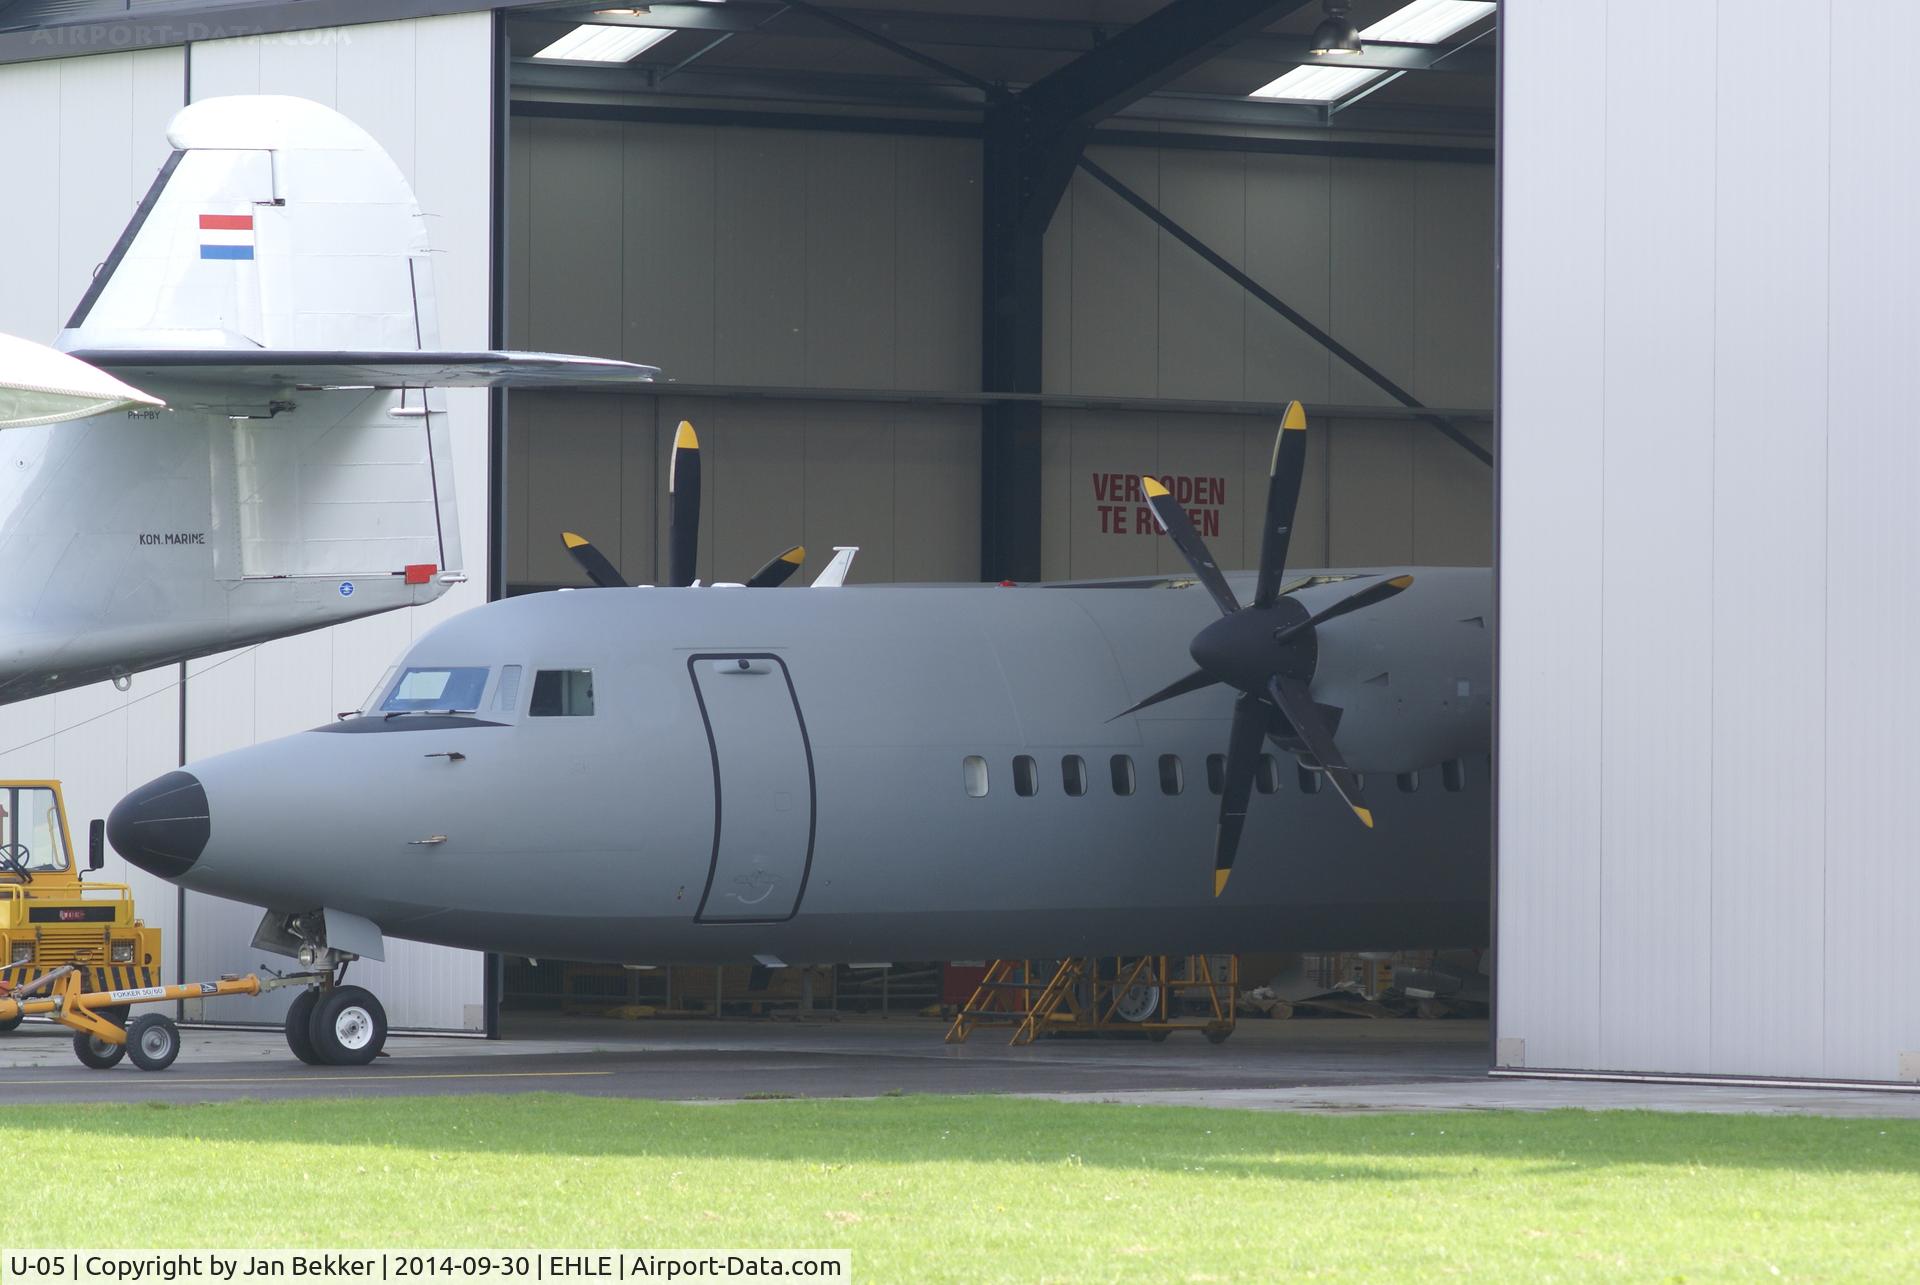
[0,94,655,704]
[109,401,1491,1067]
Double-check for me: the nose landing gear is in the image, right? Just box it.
[283,980,388,1066]
[261,912,391,1066]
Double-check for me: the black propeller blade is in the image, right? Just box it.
[746,545,807,589]
[1141,477,1239,617]
[1267,674,1371,830]
[1108,668,1222,722]
[1273,574,1414,646]
[1214,693,1270,895]
[668,419,701,588]
[561,532,628,589]
[1115,400,1412,895]
[559,423,800,591]
[1251,400,1308,610]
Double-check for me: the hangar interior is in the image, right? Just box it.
[0,1,1497,1044]
[503,0,1495,592]
[494,0,1496,1026]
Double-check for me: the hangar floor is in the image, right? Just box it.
[1,1017,1916,1116]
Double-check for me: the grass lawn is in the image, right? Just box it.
[2,1094,1917,1281]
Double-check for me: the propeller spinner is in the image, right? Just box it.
[1120,401,1413,895]
[559,420,805,589]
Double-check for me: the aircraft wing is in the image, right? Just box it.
[0,333,164,428]
[64,349,659,393]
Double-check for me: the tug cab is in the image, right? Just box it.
[0,781,162,1031]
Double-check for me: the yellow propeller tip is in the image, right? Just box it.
[782,547,806,565]
[1213,868,1231,897]
[1142,476,1170,499]
[562,532,589,549]
[674,420,699,451]
[1355,806,1375,829]
[1282,400,1307,431]
[1387,574,1414,590]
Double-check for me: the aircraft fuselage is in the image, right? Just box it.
[116,570,1492,964]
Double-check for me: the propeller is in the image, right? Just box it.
[559,420,805,589]
[745,545,807,589]
[667,419,701,588]
[1120,400,1414,896]
[560,532,627,589]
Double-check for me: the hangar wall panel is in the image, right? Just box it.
[507,394,978,590]
[1040,142,1493,580]
[515,117,980,391]
[1822,0,1920,1079]
[0,45,192,954]
[1500,0,1918,1082]
[508,118,983,591]
[0,23,490,1034]
[510,121,1492,588]
[1043,144,1494,410]
[171,15,495,1033]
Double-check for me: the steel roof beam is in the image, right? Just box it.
[538,4,1493,76]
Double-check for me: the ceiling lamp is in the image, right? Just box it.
[1308,1,1364,55]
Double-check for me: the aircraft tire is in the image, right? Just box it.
[72,1004,128,1069]
[309,986,387,1066]
[126,1013,181,1072]
[284,989,325,1065]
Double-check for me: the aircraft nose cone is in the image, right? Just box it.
[108,771,210,880]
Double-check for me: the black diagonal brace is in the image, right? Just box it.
[1076,155,1492,468]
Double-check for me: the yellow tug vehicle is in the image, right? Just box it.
[0,781,164,1040]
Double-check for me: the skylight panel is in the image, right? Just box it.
[534,24,673,62]
[1248,0,1496,104]
[1363,0,1496,45]
[1250,65,1381,103]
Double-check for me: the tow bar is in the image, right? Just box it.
[0,963,325,1071]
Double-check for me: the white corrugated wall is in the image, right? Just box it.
[1499,0,1920,1083]
[0,13,494,1033]
[0,44,197,993]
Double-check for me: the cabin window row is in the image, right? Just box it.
[961,755,1468,799]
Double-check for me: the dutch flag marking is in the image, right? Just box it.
[199,213,254,261]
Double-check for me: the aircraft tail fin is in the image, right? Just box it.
[60,95,441,354]
[811,547,860,588]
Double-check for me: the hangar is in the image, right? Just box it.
[0,0,1902,1087]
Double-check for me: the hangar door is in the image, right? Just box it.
[690,655,816,923]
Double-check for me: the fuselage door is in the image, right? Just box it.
[689,654,815,923]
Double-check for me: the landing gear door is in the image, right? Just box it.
[689,654,816,923]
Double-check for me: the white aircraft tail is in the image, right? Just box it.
[61,95,437,353]
[0,97,659,705]
[811,547,860,588]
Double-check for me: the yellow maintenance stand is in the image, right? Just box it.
[0,780,163,1024]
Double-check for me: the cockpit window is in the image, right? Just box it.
[1,786,69,875]
[356,666,397,716]
[379,666,490,713]
[529,669,594,717]
[493,665,523,713]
